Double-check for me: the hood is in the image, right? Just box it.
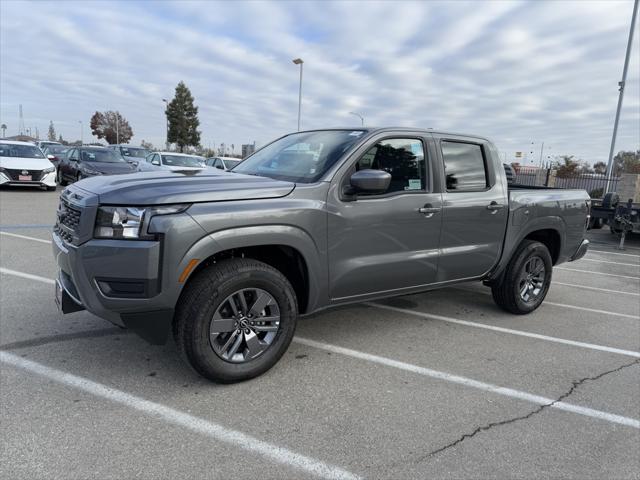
[83,161,137,174]
[0,156,54,170]
[76,169,295,205]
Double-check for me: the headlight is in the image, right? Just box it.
[43,166,55,174]
[94,204,190,239]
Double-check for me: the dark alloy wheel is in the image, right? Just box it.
[174,258,298,383]
[491,240,552,314]
[209,288,280,363]
[516,256,546,304]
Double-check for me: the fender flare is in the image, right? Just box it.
[176,225,326,311]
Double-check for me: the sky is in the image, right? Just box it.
[1,0,638,164]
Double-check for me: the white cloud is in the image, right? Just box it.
[0,0,637,163]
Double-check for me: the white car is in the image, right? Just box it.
[139,151,208,172]
[205,156,242,171]
[0,140,57,191]
[36,140,63,151]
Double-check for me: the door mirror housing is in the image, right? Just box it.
[151,159,160,166]
[348,169,391,195]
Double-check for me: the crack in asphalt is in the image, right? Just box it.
[420,357,640,461]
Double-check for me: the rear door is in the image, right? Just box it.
[435,135,508,281]
[327,133,443,300]
[64,148,77,181]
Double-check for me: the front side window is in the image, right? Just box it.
[441,141,488,191]
[120,147,149,158]
[232,130,366,182]
[355,138,426,195]
[0,144,45,158]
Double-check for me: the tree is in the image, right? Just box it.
[166,81,200,152]
[613,150,640,175]
[593,161,607,174]
[140,140,155,150]
[47,121,56,141]
[555,155,581,178]
[90,111,133,144]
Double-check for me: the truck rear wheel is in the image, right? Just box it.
[173,258,298,383]
[491,240,552,314]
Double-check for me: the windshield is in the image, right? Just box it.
[224,159,241,168]
[120,147,149,158]
[232,130,366,182]
[0,144,45,158]
[162,155,204,167]
[81,149,126,163]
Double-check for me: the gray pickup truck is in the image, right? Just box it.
[53,128,590,382]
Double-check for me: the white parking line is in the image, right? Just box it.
[367,303,640,358]
[589,249,640,258]
[294,337,639,429]
[0,231,52,244]
[556,267,640,280]
[453,286,639,320]
[553,282,640,297]
[0,351,360,480]
[579,258,639,267]
[0,267,55,285]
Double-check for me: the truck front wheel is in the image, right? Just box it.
[491,240,552,314]
[173,258,298,383]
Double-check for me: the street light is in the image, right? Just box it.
[78,120,83,145]
[349,111,364,126]
[162,98,169,150]
[292,58,303,131]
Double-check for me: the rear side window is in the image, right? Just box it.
[441,141,488,191]
[355,138,427,195]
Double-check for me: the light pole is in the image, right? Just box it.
[292,58,303,131]
[79,120,83,145]
[0,124,6,138]
[115,111,119,145]
[605,0,638,193]
[349,111,364,126]
[162,98,169,150]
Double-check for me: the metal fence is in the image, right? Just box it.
[513,166,619,197]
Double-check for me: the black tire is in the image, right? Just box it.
[588,217,603,229]
[602,192,619,210]
[46,186,56,191]
[173,258,298,383]
[76,173,82,183]
[491,240,552,314]
[57,169,68,186]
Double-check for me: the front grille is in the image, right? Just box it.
[3,168,44,181]
[54,198,82,244]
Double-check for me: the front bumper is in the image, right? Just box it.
[52,231,175,344]
[569,239,589,262]
[0,170,56,187]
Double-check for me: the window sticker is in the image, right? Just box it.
[405,178,421,190]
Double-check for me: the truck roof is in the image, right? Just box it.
[297,127,492,143]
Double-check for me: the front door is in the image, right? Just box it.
[327,135,442,301]
[435,135,508,281]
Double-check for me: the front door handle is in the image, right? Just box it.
[487,201,505,214]
[418,204,440,218]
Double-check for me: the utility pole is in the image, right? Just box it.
[292,58,304,131]
[162,99,169,150]
[116,111,119,145]
[349,111,364,126]
[79,120,83,145]
[605,0,638,193]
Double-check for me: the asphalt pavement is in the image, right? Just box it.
[1,185,639,479]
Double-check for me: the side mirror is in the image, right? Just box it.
[347,169,391,195]
[215,165,224,170]
[151,160,160,166]
[47,154,56,161]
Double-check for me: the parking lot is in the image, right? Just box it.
[1,186,639,479]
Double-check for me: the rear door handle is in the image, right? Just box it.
[487,202,505,214]
[418,204,440,218]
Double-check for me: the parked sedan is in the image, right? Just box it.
[139,152,207,172]
[0,140,57,190]
[108,144,150,168]
[205,156,242,171]
[42,145,69,168]
[57,146,137,185]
